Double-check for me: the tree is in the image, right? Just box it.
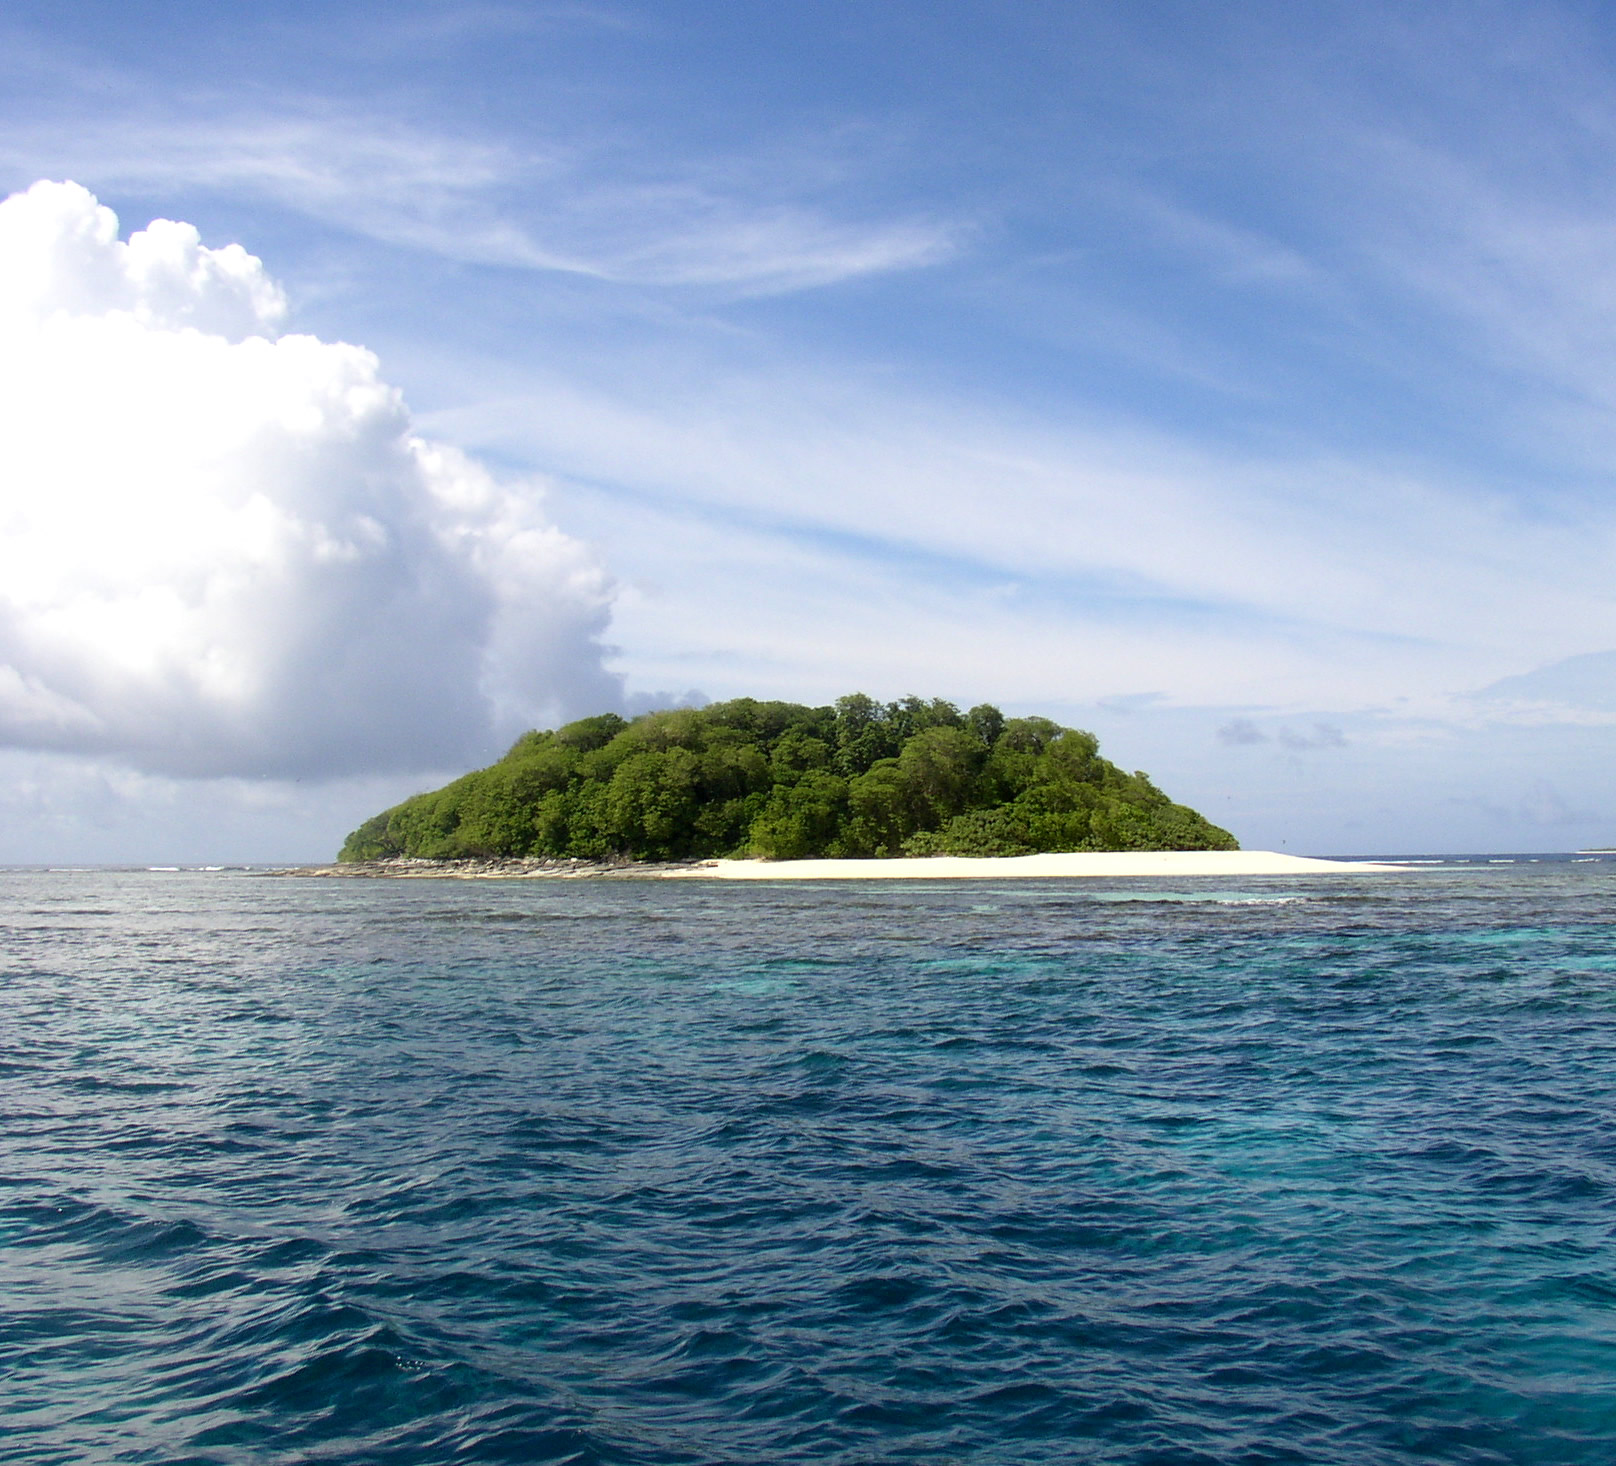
[843,760,916,856]
[338,693,1237,861]
[834,692,897,775]
[966,703,1005,748]
[603,748,701,858]
[896,725,981,826]
[749,772,850,858]
[554,712,627,751]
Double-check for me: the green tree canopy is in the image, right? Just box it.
[339,695,1237,862]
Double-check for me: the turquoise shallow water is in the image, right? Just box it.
[2,862,1615,1463]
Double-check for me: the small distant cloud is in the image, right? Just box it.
[1098,691,1167,715]
[625,688,710,716]
[1279,723,1347,751]
[1217,718,1267,746]
[1519,780,1584,828]
[1219,719,1346,750]
[1453,779,1592,829]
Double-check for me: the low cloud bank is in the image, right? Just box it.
[1472,650,1616,723]
[0,180,620,778]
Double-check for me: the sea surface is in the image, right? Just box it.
[3,858,1615,1464]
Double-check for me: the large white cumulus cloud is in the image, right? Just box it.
[0,181,620,777]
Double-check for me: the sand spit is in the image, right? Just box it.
[667,851,1401,880]
[275,851,1401,881]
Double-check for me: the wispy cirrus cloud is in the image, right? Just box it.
[0,103,956,294]
[1109,188,1321,289]
[425,355,1616,706]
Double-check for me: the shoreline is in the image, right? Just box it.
[669,851,1402,879]
[272,851,1403,881]
[267,856,704,880]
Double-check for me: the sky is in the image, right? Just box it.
[3,0,1616,859]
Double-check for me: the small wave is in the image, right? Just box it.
[1090,891,1311,906]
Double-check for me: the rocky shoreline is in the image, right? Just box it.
[267,856,714,880]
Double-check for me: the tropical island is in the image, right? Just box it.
[339,694,1238,864]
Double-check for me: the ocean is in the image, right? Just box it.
[3,859,1614,1464]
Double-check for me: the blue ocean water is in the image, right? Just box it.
[3,861,1615,1465]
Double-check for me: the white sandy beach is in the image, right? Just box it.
[668,851,1401,880]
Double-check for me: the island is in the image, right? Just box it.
[339,694,1239,864]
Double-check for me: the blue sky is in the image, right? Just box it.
[3,0,1616,858]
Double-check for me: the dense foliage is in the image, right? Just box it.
[338,695,1238,862]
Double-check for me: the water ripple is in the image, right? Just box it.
[2,865,1615,1462]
